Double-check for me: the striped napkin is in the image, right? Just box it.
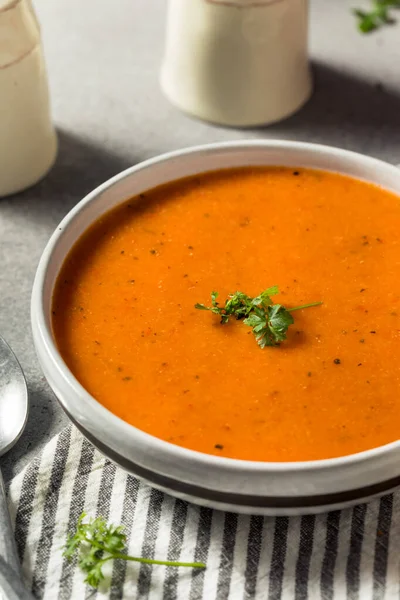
[6,425,399,600]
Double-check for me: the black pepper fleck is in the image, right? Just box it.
[214,444,224,450]
[334,358,341,364]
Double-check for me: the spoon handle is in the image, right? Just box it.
[0,468,23,580]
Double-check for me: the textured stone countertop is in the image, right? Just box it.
[1,0,400,483]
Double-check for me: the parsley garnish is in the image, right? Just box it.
[64,513,206,588]
[195,287,322,348]
[354,0,400,32]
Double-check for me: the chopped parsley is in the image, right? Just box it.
[195,287,322,348]
[64,513,206,588]
[354,0,400,32]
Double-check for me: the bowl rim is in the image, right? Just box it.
[31,138,400,474]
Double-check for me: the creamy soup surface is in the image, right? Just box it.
[52,167,400,461]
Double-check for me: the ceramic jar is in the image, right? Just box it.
[0,0,57,197]
[161,0,312,127]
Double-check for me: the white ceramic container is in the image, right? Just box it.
[31,141,400,515]
[0,0,57,197]
[161,0,312,126]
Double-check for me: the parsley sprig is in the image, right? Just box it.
[195,286,322,348]
[64,513,205,588]
[354,0,400,32]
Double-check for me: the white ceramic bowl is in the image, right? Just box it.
[31,141,400,515]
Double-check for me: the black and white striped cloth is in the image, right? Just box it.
[7,425,398,599]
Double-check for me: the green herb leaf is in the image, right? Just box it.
[64,513,206,589]
[196,287,322,348]
[251,285,279,308]
[354,0,400,33]
[268,304,295,342]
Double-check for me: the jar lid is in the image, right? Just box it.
[0,0,39,69]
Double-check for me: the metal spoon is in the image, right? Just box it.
[0,335,33,599]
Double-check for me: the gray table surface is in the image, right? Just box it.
[1,0,400,485]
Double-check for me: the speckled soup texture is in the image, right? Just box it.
[52,167,400,462]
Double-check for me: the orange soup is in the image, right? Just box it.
[52,167,400,461]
